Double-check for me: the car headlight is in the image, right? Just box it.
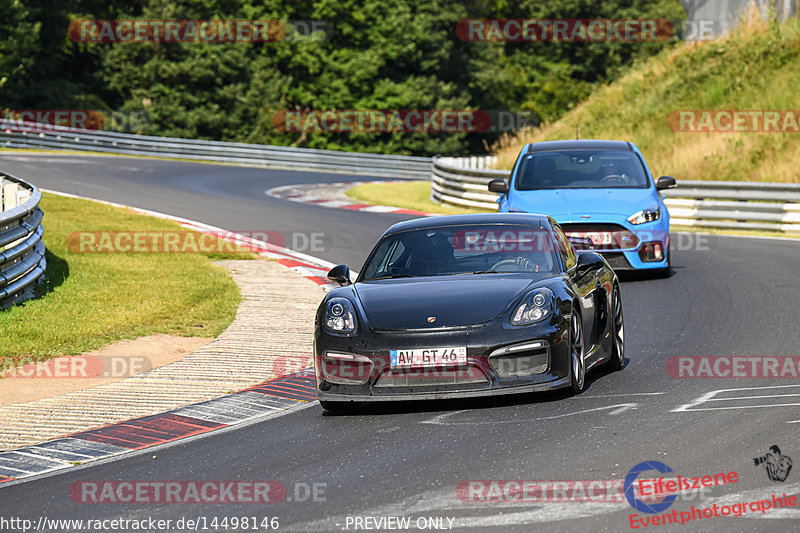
[511,288,554,326]
[627,206,661,225]
[324,298,358,333]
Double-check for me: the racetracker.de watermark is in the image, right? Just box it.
[69,481,326,503]
[667,356,800,378]
[68,20,331,43]
[67,230,327,254]
[1,110,148,133]
[456,19,719,42]
[456,479,715,503]
[668,110,800,133]
[0,355,151,379]
[456,19,674,42]
[272,110,537,133]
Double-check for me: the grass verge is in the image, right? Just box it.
[491,12,800,182]
[345,181,491,215]
[0,192,256,363]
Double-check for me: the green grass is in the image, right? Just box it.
[492,13,800,182]
[0,193,256,364]
[346,181,491,215]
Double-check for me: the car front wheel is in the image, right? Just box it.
[604,284,624,371]
[569,310,585,394]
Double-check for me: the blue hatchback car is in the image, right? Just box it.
[489,140,677,275]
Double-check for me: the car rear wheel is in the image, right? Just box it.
[569,311,585,394]
[604,284,624,371]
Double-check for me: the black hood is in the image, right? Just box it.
[354,275,547,330]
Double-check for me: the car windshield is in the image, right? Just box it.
[515,150,650,190]
[359,224,559,280]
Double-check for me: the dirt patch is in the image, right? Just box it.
[0,335,211,406]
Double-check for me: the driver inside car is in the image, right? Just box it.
[489,235,550,273]
[597,161,632,184]
[406,231,458,276]
[491,251,541,272]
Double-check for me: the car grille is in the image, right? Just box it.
[560,223,639,251]
[602,252,634,271]
[489,345,549,377]
[373,365,489,389]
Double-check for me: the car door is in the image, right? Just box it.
[553,226,602,362]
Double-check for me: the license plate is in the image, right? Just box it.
[567,231,614,248]
[585,232,613,245]
[390,347,467,368]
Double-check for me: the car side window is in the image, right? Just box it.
[553,227,576,271]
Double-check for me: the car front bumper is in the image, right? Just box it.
[314,315,572,402]
[558,217,670,271]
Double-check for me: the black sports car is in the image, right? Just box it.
[314,213,624,411]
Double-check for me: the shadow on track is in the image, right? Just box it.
[320,358,629,417]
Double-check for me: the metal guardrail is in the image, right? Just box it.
[440,155,498,169]
[0,172,46,308]
[0,119,431,180]
[431,156,800,234]
[431,157,508,210]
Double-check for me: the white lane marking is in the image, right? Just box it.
[309,200,353,208]
[673,384,800,413]
[711,393,800,401]
[360,204,405,213]
[422,404,637,426]
[5,451,71,466]
[680,403,800,412]
[707,481,800,519]
[580,392,665,398]
[0,464,37,475]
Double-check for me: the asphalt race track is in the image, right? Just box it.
[1,153,799,532]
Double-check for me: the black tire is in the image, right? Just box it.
[569,310,586,395]
[604,283,625,371]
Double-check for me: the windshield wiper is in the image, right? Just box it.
[368,274,414,280]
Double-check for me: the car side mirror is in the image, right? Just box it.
[327,264,352,286]
[488,179,509,194]
[575,252,604,277]
[656,176,677,190]
[567,235,592,250]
